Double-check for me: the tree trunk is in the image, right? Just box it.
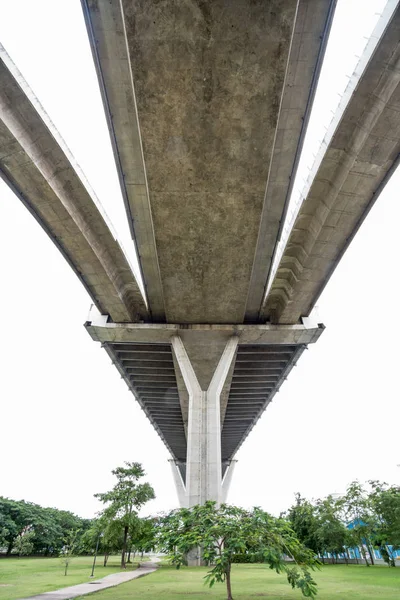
[127,548,131,563]
[344,548,349,565]
[226,564,233,600]
[104,553,109,567]
[367,542,375,565]
[64,562,68,576]
[360,544,369,566]
[121,526,129,569]
[387,545,396,567]
[6,539,14,556]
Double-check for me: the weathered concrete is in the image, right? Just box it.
[245,0,337,321]
[0,46,147,323]
[169,459,187,506]
[85,313,323,483]
[85,309,324,346]
[171,336,238,506]
[222,459,237,504]
[264,5,400,324]
[82,0,336,324]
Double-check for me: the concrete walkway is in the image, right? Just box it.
[19,559,159,600]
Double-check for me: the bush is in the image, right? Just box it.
[231,552,265,563]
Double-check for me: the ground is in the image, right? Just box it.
[0,555,137,600]
[74,563,400,600]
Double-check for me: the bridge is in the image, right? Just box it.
[0,1,399,508]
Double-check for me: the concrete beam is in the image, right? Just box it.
[81,0,165,322]
[86,309,324,346]
[245,0,337,321]
[0,46,147,323]
[264,5,400,324]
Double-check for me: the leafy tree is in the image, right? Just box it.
[130,517,156,560]
[341,481,376,566]
[158,502,319,600]
[286,494,320,556]
[82,515,124,567]
[0,498,39,555]
[369,481,400,566]
[314,496,349,563]
[60,529,80,576]
[14,530,35,556]
[94,462,155,568]
[0,497,91,556]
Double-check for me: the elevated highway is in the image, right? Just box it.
[265,3,400,323]
[2,1,399,508]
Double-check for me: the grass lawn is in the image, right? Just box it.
[75,563,400,600]
[0,555,137,600]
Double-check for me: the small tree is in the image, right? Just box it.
[286,494,321,556]
[60,529,80,575]
[341,481,376,566]
[14,529,35,557]
[95,462,155,569]
[134,517,156,559]
[158,502,319,600]
[369,480,400,566]
[314,496,350,563]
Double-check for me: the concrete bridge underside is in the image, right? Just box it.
[3,1,400,507]
[82,0,336,324]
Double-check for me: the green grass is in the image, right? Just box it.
[75,563,400,600]
[0,555,137,600]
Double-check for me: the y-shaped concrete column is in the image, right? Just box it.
[171,336,238,507]
[222,459,238,504]
[168,460,186,506]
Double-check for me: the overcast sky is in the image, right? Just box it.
[0,0,399,520]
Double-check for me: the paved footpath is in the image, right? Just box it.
[19,559,160,600]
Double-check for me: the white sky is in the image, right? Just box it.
[0,0,399,519]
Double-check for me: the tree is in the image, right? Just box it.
[314,496,349,563]
[341,481,376,566]
[60,529,80,576]
[286,494,321,556]
[369,480,400,566]
[131,517,156,560]
[158,502,319,600]
[0,497,91,557]
[14,529,35,557]
[94,462,155,569]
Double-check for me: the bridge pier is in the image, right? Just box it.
[171,335,238,507]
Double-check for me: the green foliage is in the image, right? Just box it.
[131,517,156,556]
[286,480,400,568]
[13,530,35,556]
[94,462,155,568]
[0,496,90,556]
[157,501,319,600]
[340,481,376,566]
[59,528,80,575]
[286,494,321,555]
[314,496,350,560]
[368,480,400,566]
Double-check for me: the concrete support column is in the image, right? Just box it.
[222,459,238,504]
[171,336,238,507]
[168,460,187,507]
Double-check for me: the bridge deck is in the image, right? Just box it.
[0,47,147,323]
[265,6,400,324]
[82,0,336,324]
